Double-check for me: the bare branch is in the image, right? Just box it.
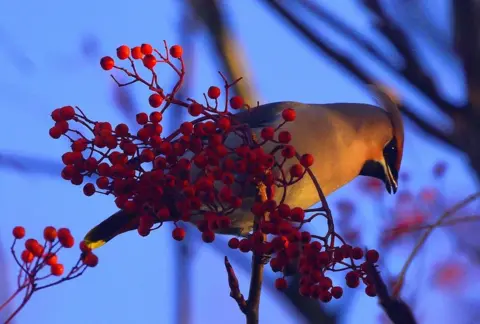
[224,256,247,314]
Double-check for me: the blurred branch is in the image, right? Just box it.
[261,0,461,150]
[224,256,248,314]
[186,0,257,103]
[0,152,62,177]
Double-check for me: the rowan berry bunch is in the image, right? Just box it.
[47,41,380,303]
[1,226,98,323]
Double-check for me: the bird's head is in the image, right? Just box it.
[359,87,404,194]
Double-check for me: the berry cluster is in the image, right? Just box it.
[48,41,380,301]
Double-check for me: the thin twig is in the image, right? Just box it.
[393,192,480,297]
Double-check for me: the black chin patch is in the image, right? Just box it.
[359,160,386,182]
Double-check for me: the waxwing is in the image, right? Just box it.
[84,86,404,248]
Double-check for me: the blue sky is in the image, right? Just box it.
[0,1,477,323]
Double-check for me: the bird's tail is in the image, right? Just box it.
[84,210,140,249]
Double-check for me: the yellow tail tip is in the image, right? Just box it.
[84,239,106,250]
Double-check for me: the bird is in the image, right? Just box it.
[83,86,404,249]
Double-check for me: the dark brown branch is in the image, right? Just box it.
[361,0,458,117]
[224,256,248,314]
[365,263,417,324]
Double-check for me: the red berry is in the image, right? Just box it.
[207,86,221,99]
[83,183,96,196]
[141,43,153,55]
[351,247,364,260]
[136,112,149,125]
[79,241,92,253]
[60,106,75,120]
[229,96,244,109]
[43,226,57,242]
[116,45,130,60]
[150,111,163,123]
[331,286,343,299]
[228,238,240,249]
[51,263,64,276]
[131,46,143,59]
[290,207,305,222]
[366,249,380,263]
[100,56,114,70]
[202,230,215,243]
[12,226,25,239]
[44,253,58,266]
[365,284,377,297]
[172,227,186,241]
[282,108,296,122]
[290,164,304,178]
[96,176,110,189]
[275,278,288,290]
[238,239,252,252]
[169,45,183,58]
[21,250,34,263]
[83,253,99,267]
[115,123,129,136]
[25,239,39,252]
[278,131,291,144]
[149,94,164,108]
[281,145,296,159]
[300,154,314,167]
[49,126,62,139]
[188,103,203,116]
[143,54,157,69]
[217,117,231,131]
[261,127,275,140]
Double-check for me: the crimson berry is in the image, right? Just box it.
[238,239,252,252]
[169,45,183,58]
[115,123,129,136]
[83,253,99,267]
[45,253,58,266]
[12,226,25,239]
[141,43,153,55]
[51,263,64,276]
[21,250,34,263]
[261,127,275,140]
[217,117,231,131]
[281,145,296,159]
[96,176,109,189]
[83,183,96,196]
[30,244,43,257]
[143,54,157,69]
[282,108,296,122]
[25,239,39,252]
[188,103,203,116]
[136,112,149,125]
[49,126,62,139]
[100,56,114,70]
[172,227,186,241]
[131,46,143,59]
[116,45,130,60]
[365,284,377,297]
[331,286,343,299]
[149,94,164,108]
[150,111,163,123]
[228,238,240,249]
[60,106,75,120]
[229,96,244,109]
[290,164,304,178]
[366,249,380,263]
[300,153,314,167]
[202,230,215,243]
[345,271,360,288]
[351,247,364,260]
[207,86,221,99]
[275,278,288,290]
[180,122,194,135]
[290,207,305,222]
[43,226,57,242]
[278,131,292,144]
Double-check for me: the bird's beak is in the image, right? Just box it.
[381,160,398,194]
